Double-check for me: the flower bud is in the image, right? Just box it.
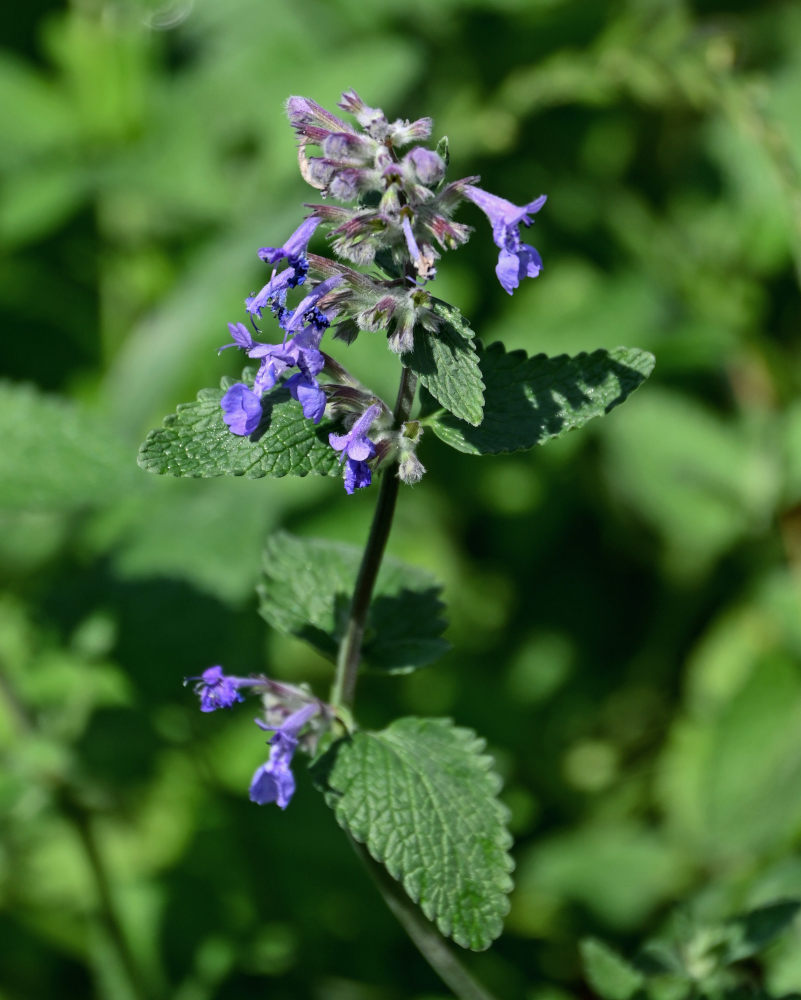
[406,147,446,186]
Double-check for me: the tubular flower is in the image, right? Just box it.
[185,666,265,712]
[258,216,320,268]
[249,702,320,809]
[220,383,263,436]
[329,403,382,494]
[463,185,546,295]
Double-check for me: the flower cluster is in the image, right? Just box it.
[218,89,546,493]
[185,667,328,809]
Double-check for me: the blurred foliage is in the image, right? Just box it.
[2,0,801,997]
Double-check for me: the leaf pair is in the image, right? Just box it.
[137,301,654,478]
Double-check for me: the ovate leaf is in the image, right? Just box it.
[426,343,655,454]
[580,938,645,1000]
[138,369,341,480]
[403,301,485,426]
[314,717,513,950]
[258,532,449,672]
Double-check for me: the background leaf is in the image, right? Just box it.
[258,532,449,673]
[0,381,135,511]
[426,343,655,455]
[580,938,645,1000]
[313,716,513,950]
[722,902,801,965]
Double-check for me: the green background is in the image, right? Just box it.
[2,0,801,997]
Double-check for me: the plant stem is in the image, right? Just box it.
[351,839,501,1000]
[330,365,418,711]
[330,364,501,1000]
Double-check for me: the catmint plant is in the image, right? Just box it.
[139,90,654,996]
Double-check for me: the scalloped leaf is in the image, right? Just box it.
[313,716,513,951]
[403,301,485,426]
[426,343,655,454]
[137,368,341,479]
[258,532,449,673]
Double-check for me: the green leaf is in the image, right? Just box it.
[403,301,485,426]
[601,388,770,575]
[580,938,645,1000]
[313,716,513,950]
[426,343,655,455]
[257,533,449,673]
[721,901,800,964]
[0,380,135,511]
[137,369,341,480]
[660,655,801,858]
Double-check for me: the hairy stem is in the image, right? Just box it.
[351,839,500,1000]
[330,366,418,711]
[330,362,500,1000]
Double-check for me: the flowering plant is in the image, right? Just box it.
[139,90,654,993]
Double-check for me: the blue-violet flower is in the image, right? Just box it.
[283,274,345,333]
[463,185,546,295]
[186,665,263,712]
[249,702,319,809]
[285,371,327,424]
[329,403,381,493]
[220,383,263,436]
[258,216,320,268]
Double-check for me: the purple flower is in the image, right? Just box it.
[249,743,296,808]
[405,146,445,186]
[286,371,327,423]
[401,214,436,281]
[258,216,320,267]
[344,458,372,493]
[246,267,296,320]
[283,275,345,333]
[463,185,546,295]
[221,383,263,435]
[219,321,258,354]
[496,243,543,297]
[251,340,299,392]
[249,703,319,809]
[247,219,320,319]
[219,324,297,396]
[285,324,325,376]
[329,403,381,494]
[185,666,262,712]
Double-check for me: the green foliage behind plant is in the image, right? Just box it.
[2,0,801,998]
